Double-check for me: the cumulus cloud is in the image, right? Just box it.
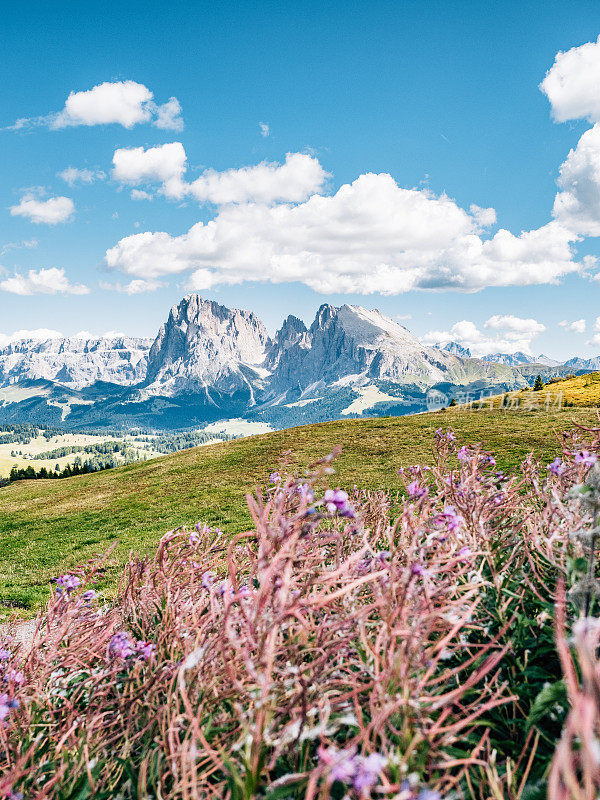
[422,315,546,357]
[0,267,89,295]
[112,145,328,205]
[9,81,183,131]
[187,152,328,204]
[98,37,600,296]
[105,172,582,294]
[469,204,497,228]
[130,189,154,201]
[0,328,63,347]
[485,314,546,338]
[553,124,600,236]
[153,97,184,131]
[112,142,187,197]
[540,36,600,123]
[58,167,106,185]
[559,318,586,333]
[10,194,75,225]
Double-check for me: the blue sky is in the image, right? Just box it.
[2,0,600,358]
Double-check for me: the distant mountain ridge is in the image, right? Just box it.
[0,294,596,429]
[0,335,152,390]
[440,343,562,368]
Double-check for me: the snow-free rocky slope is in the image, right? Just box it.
[0,295,593,429]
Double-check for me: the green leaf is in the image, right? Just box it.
[527,680,567,729]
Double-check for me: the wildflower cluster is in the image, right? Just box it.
[0,430,598,799]
[108,631,154,662]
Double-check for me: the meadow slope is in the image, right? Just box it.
[1,406,598,611]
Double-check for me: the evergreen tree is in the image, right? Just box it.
[533,375,544,392]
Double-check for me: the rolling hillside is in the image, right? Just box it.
[1,404,599,613]
[480,370,600,409]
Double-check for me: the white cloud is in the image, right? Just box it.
[469,204,497,228]
[130,189,154,201]
[112,145,328,205]
[152,97,184,131]
[559,318,586,333]
[186,152,329,204]
[485,314,546,338]
[553,124,600,236]
[259,122,270,137]
[422,315,546,357]
[99,278,163,294]
[112,142,187,197]
[10,194,74,225]
[0,239,38,256]
[99,39,600,296]
[9,81,183,131]
[0,267,89,295]
[105,172,581,294]
[540,36,600,123]
[58,167,105,185]
[588,334,600,348]
[0,328,63,348]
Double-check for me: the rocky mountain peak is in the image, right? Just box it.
[145,294,270,396]
[442,341,472,358]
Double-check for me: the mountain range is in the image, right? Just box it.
[0,294,595,430]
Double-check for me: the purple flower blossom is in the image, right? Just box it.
[269,471,281,484]
[575,450,597,467]
[297,482,314,502]
[0,693,19,721]
[4,670,24,685]
[457,446,470,461]
[439,505,463,533]
[446,431,456,441]
[55,574,81,593]
[481,454,496,466]
[189,531,200,545]
[548,457,565,476]
[201,571,214,589]
[108,632,136,660]
[411,563,427,576]
[407,481,427,498]
[458,545,472,562]
[109,631,155,662]
[324,488,355,517]
[353,753,387,794]
[320,747,387,794]
[82,589,97,603]
[135,641,154,661]
[0,648,11,660]
[418,791,442,800]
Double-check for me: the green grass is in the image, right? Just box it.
[1,406,597,613]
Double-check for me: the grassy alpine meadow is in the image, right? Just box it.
[2,414,600,798]
[1,405,599,612]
